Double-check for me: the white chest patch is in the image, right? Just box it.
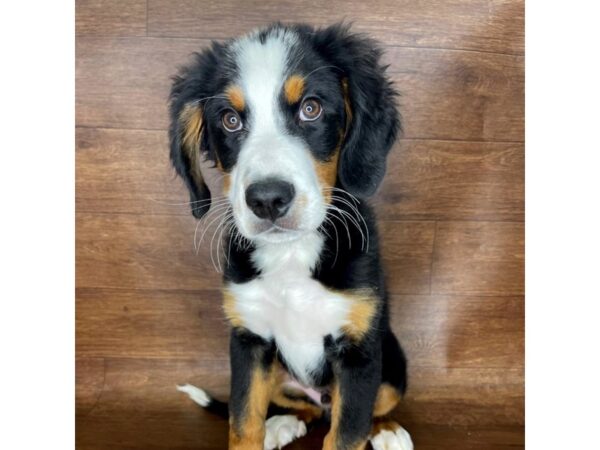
[226,233,350,385]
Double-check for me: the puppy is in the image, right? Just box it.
[171,23,412,450]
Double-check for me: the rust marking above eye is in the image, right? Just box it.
[226,85,245,111]
[284,75,305,104]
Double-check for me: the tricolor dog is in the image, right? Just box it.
[171,23,413,450]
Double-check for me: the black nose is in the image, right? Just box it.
[245,179,295,222]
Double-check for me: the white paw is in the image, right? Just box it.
[370,426,414,450]
[263,415,307,450]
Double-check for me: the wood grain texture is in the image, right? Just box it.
[384,47,523,141]
[76,212,223,290]
[390,295,524,368]
[76,127,183,215]
[76,38,523,141]
[76,0,147,36]
[76,358,106,416]
[76,288,229,359]
[376,139,524,221]
[379,221,436,295]
[147,0,524,55]
[432,222,524,295]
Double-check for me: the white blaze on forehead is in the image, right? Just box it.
[232,29,297,133]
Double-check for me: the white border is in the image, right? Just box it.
[527,1,600,448]
[0,1,74,448]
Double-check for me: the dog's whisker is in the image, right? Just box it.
[330,203,365,250]
[322,215,340,268]
[191,200,231,215]
[211,212,233,273]
[196,206,232,254]
[327,207,352,249]
[330,195,370,252]
[193,203,232,251]
[226,222,237,268]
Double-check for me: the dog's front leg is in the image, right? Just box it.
[323,336,382,450]
[228,328,276,450]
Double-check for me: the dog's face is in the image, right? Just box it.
[169,24,399,245]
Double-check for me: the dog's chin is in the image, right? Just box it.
[237,217,311,245]
[256,227,306,244]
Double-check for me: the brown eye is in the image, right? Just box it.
[299,98,322,121]
[222,110,242,132]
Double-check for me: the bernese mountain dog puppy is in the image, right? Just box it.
[171,23,413,450]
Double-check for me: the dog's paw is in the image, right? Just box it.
[263,415,307,450]
[370,426,413,450]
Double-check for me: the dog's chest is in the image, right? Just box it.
[226,234,349,384]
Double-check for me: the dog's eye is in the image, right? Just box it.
[222,110,243,132]
[299,99,322,122]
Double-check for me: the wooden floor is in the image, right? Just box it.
[75,1,524,448]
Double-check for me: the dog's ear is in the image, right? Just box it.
[169,48,221,219]
[313,24,401,197]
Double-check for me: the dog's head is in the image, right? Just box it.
[169,23,399,244]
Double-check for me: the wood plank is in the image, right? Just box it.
[379,221,435,295]
[76,212,224,290]
[407,425,524,449]
[76,357,105,416]
[76,358,231,449]
[75,358,523,448]
[76,37,523,141]
[76,37,207,131]
[376,139,524,221]
[390,295,524,368]
[76,127,184,215]
[431,222,524,295]
[398,367,524,427]
[147,0,524,55]
[387,48,523,141]
[76,0,147,36]
[76,288,229,359]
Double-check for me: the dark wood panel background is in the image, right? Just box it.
[75,0,524,448]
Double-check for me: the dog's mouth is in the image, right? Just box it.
[252,221,306,243]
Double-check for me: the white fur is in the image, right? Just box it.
[263,415,307,450]
[227,232,352,385]
[370,427,414,450]
[229,28,326,244]
[176,384,210,407]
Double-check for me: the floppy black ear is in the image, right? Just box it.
[313,24,401,197]
[168,47,223,219]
